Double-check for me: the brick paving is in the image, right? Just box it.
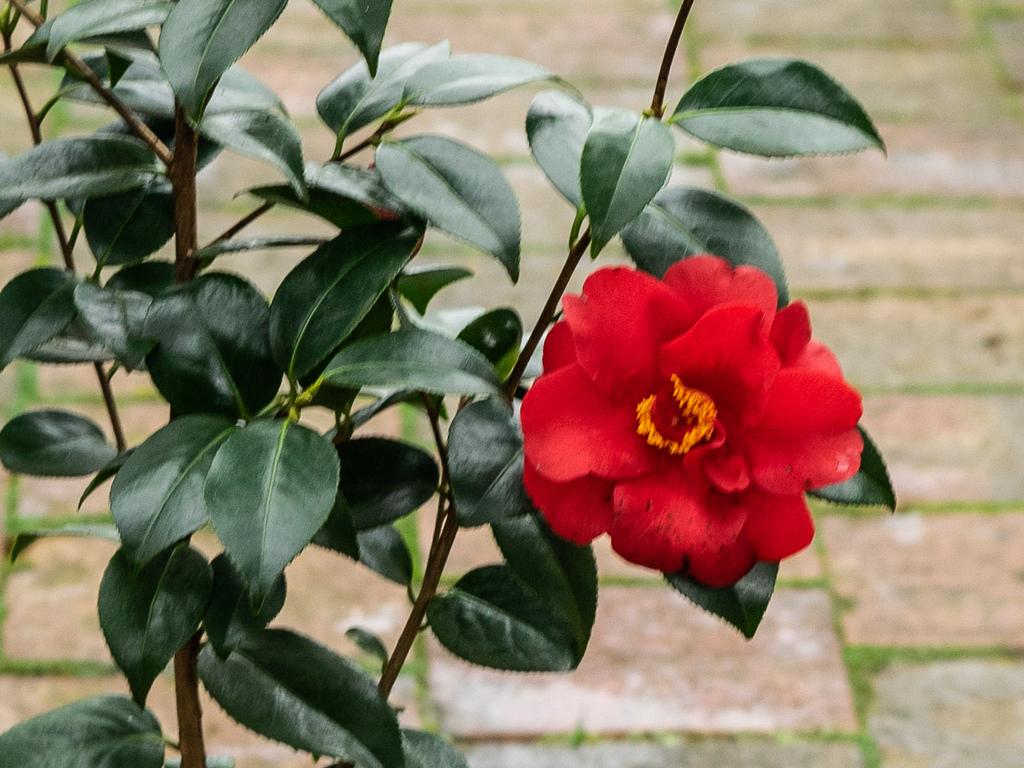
[1,1,1023,767]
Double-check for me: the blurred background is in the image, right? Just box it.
[1,0,1022,766]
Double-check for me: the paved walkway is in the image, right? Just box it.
[1,1,1023,766]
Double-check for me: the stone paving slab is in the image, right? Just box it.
[464,739,865,768]
[428,588,856,738]
[822,513,1024,647]
[862,395,1024,503]
[870,660,1024,767]
[993,19,1024,89]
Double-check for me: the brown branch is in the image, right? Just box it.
[6,0,173,165]
[170,104,199,283]
[173,633,208,768]
[650,0,697,118]
[503,228,592,397]
[5,33,128,453]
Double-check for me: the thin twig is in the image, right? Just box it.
[6,0,173,165]
[172,633,208,768]
[650,0,697,117]
[4,33,128,453]
[170,104,199,283]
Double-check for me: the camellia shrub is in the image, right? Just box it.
[0,0,897,765]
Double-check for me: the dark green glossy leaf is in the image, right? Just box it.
[83,182,175,267]
[811,426,896,510]
[10,522,120,564]
[581,109,674,254]
[143,273,281,419]
[427,565,577,671]
[194,236,327,264]
[310,0,393,76]
[448,399,530,527]
[526,89,592,207]
[197,628,404,767]
[111,415,237,566]
[0,152,23,220]
[23,320,113,364]
[621,186,789,305]
[249,186,376,230]
[99,545,212,703]
[403,54,553,106]
[397,265,472,314]
[321,329,502,397]
[0,695,164,768]
[377,136,520,279]
[336,437,438,530]
[0,136,160,202]
[401,730,468,768]
[46,0,171,60]
[73,282,153,370]
[493,511,597,657]
[0,268,77,370]
[0,410,116,477]
[80,450,134,509]
[269,224,418,381]
[672,58,885,157]
[317,40,450,140]
[106,261,175,296]
[346,627,388,668]
[205,420,339,605]
[457,308,522,379]
[667,561,778,639]
[204,553,286,657]
[200,110,305,196]
[313,506,414,585]
[159,0,288,118]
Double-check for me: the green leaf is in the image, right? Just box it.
[322,329,502,397]
[107,261,175,296]
[83,182,175,267]
[310,0,393,76]
[0,152,23,220]
[23,321,113,365]
[667,561,778,639]
[448,399,530,527]
[73,282,153,370]
[457,308,522,379]
[269,224,418,381]
[0,268,77,370]
[620,186,789,305]
[111,415,237,567]
[0,136,160,202]
[99,545,212,704]
[336,438,438,530]
[197,628,404,767]
[80,450,134,509]
[403,54,553,106]
[317,40,450,140]
[205,420,340,605]
[159,0,288,118]
[397,265,472,314]
[526,90,592,207]
[314,508,414,585]
[143,273,282,419]
[492,511,597,658]
[346,627,389,668]
[672,58,885,157]
[194,236,328,264]
[427,565,578,671]
[200,110,305,197]
[581,109,674,254]
[10,522,120,564]
[0,410,116,477]
[377,136,521,279]
[46,0,172,61]
[401,730,468,768]
[0,695,164,768]
[811,426,896,510]
[204,553,286,657]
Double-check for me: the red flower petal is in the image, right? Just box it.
[523,461,614,544]
[701,449,751,493]
[747,369,864,494]
[687,540,758,588]
[542,320,576,372]
[563,267,694,400]
[770,302,812,365]
[610,472,748,574]
[663,255,777,324]
[739,491,815,562]
[521,364,656,482]
[659,304,780,422]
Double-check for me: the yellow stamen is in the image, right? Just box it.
[635,375,717,455]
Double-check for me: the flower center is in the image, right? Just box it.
[635,375,717,455]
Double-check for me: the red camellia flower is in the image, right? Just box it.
[520,255,863,587]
